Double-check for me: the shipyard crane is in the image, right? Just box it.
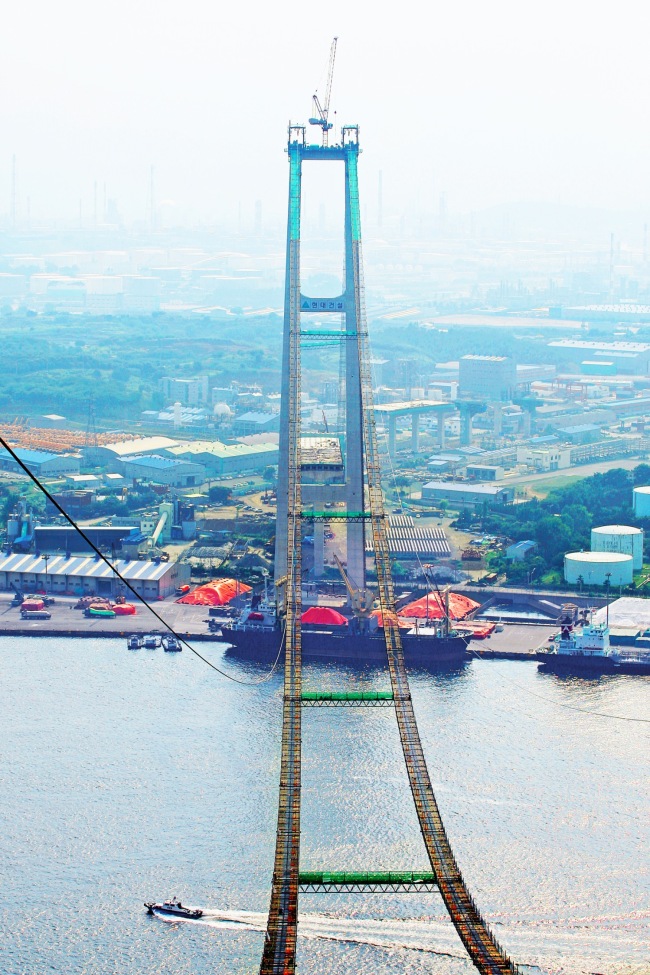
[333,553,375,618]
[309,36,338,145]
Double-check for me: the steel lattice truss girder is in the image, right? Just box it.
[300,882,439,893]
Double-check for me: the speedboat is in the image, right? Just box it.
[162,635,182,652]
[145,897,203,919]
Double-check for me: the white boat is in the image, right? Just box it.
[162,635,182,652]
[127,635,142,650]
[145,896,202,919]
[142,635,160,649]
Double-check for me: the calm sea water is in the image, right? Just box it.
[1,636,648,975]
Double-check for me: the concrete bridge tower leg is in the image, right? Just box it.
[411,412,420,452]
[388,415,397,456]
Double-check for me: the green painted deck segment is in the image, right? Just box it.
[302,691,394,702]
[299,871,437,885]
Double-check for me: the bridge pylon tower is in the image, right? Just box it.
[261,121,521,975]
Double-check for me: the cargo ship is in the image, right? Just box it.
[537,604,616,674]
[215,598,469,667]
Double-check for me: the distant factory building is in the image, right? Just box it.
[548,339,650,375]
[580,360,617,376]
[159,376,209,406]
[465,464,504,482]
[459,355,516,401]
[0,448,80,477]
[556,423,602,444]
[141,406,212,428]
[0,552,190,599]
[166,440,279,476]
[122,275,161,313]
[232,411,280,437]
[516,445,571,471]
[33,525,139,555]
[88,436,183,468]
[120,454,205,487]
[421,480,514,507]
[562,304,650,324]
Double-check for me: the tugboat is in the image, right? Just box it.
[144,896,203,919]
[162,635,182,652]
[142,634,160,649]
[127,635,142,650]
[537,604,616,674]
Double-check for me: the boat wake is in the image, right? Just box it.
[151,905,649,973]
[158,907,467,959]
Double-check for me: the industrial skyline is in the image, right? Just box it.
[3,1,650,226]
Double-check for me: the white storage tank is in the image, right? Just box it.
[591,525,644,571]
[564,551,634,587]
[633,485,650,517]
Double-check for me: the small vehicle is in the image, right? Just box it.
[144,897,202,920]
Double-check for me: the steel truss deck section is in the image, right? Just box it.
[301,690,394,707]
[299,870,438,893]
[302,511,372,521]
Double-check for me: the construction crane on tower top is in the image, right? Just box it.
[309,36,338,145]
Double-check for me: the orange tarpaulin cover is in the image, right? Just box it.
[370,610,413,629]
[177,578,252,606]
[301,606,348,626]
[399,591,480,621]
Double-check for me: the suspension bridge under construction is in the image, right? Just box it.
[258,91,523,975]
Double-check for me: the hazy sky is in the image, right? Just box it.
[2,0,650,227]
